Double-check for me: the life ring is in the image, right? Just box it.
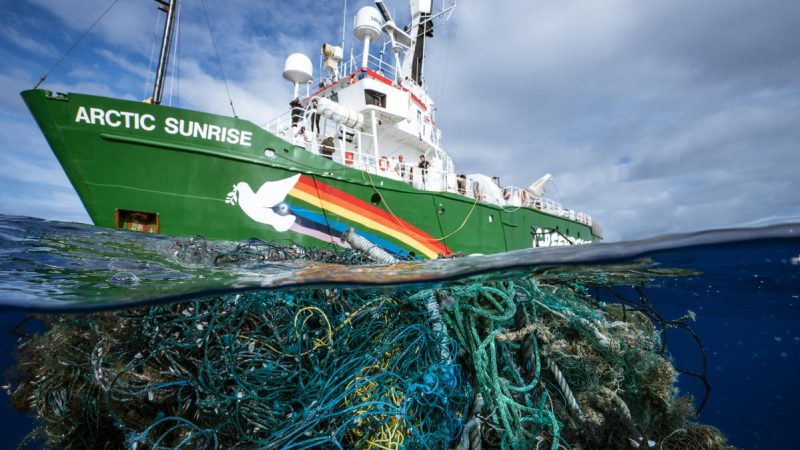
[378,156,390,171]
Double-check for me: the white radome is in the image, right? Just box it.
[354,6,382,42]
[282,53,313,84]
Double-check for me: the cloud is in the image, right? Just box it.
[28,0,154,51]
[3,26,58,57]
[425,0,800,240]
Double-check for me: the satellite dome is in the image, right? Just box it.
[354,6,382,42]
[282,53,313,84]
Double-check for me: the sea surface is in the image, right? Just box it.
[0,213,797,449]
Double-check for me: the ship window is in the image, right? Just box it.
[371,193,382,206]
[365,89,386,108]
[115,209,159,234]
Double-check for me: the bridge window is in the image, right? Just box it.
[365,89,386,108]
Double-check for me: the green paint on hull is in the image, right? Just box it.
[22,89,600,257]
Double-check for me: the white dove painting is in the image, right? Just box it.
[224,174,301,232]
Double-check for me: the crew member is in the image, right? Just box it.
[294,126,312,144]
[310,98,320,135]
[290,98,303,127]
[418,155,430,186]
[320,136,336,160]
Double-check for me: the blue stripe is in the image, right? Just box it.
[289,204,413,258]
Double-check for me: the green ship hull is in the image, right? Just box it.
[22,89,600,258]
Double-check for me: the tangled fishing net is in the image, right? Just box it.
[7,240,732,449]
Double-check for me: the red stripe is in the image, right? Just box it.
[363,68,394,86]
[363,68,428,111]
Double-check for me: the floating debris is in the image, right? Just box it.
[7,244,731,449]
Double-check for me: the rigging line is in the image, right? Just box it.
[33,0,122,89]
[198,0,237,117]
[364,169,479,244]
[175,0,181,107]
[168,0,181,106]
[144,7,161,100]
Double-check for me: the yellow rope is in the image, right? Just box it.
[363,169,481,243]
[241,305,334,357]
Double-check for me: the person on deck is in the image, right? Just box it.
[290,98,303,127]
[418,155,430,186]
[320,136,336,160]
[310,98,320,135]
[294,126,312,145]
[395,154,407,180]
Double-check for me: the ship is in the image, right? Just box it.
[22,0,602,259]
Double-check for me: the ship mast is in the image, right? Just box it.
[152,0,178,105]
[401,0,432,85]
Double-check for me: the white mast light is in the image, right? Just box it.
[417,0,433,14]
[354,6,382,69]
[283,53,313,98]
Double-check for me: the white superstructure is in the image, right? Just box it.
[265,1,593,228]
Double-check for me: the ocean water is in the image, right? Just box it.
[0,213,797,449]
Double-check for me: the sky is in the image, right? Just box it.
[0,0,798,242]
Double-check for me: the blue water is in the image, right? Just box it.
[0,213,798,448]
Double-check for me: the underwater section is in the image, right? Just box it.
[1,214,798,448]
[9,278,730,449]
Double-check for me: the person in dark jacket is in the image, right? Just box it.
[418,155,431,185]
[290,98,303,127]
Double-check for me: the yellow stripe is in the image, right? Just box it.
[288,189,438,259]
[289,187,323,208]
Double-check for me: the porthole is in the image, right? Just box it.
[488,215,494,223]
[264,148,276,158]
[371,193,382,206]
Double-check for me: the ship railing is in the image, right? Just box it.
[495,190,593,226]
[340,51,397,82]
[498,186,526,207]
[262,108,455,190]
[263,109,296,141]
[261,111,596,227]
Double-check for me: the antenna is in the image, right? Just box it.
[341,0,347,77]
[375,0,393,22]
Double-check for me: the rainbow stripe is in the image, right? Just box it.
[287,175,451,259]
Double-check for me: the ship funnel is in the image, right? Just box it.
[283,53,313,98]
[527,173,553,197]
[321,43,343,77]
[354,6,383,68]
